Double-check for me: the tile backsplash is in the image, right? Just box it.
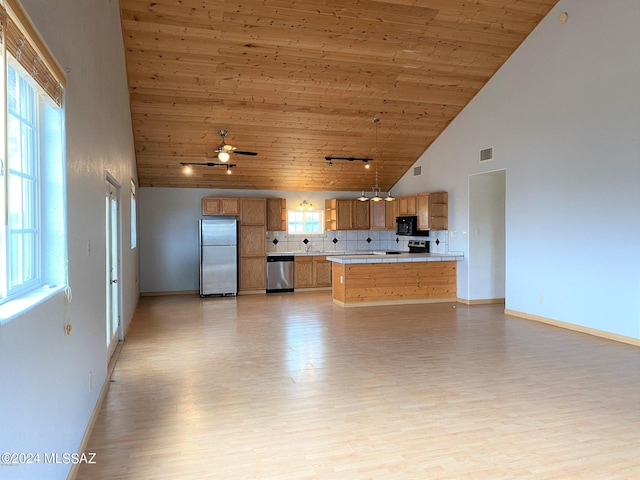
[266,229,450,254]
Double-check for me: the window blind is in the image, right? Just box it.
[0,1,65,106]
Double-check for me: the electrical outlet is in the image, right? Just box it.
[538,295,544,305]
[89,371,93,391]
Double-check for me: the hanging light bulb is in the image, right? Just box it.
[357,191,368,202]
[385,192,395,202]
[226,165,232,175]
[218,151,230,162]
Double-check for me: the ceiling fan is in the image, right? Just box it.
[324,156,373,167]
[214,129,257,162]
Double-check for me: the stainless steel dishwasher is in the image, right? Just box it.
[266,255,295,293]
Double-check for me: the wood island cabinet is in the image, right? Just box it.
[202,197,239,216]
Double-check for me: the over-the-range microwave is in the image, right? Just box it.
[395,216,429,236]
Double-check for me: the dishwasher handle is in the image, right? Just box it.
[267,255,295,262]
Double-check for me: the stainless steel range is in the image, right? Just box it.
[408,239,429,253]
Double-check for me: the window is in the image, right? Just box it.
[0,2,66,309]
[287,210,323,235]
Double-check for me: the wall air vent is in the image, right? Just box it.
[413,166,422,176]
[480,147,494,162]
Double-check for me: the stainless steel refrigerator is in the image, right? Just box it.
[199,217,238,296]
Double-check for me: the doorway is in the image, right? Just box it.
[468,170,506,302]
[106,176,121,359]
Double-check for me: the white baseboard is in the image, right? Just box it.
[505,309,640,347]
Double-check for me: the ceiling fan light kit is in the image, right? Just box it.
[180,129,256,174]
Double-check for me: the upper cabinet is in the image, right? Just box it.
[240,198,266,225]
[202,197,239,216]
[370,201,386,230]
[428,192,448,230]
[267,198,286,231]
[416,194,430,230]
[371,200,398,230]
[417,192,448,230]
[397,195,417,216]
[353,201,370,230]
[325,199,369,230]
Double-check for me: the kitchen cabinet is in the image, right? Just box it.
[313,256,332,287]
[240,257,266,291]
[240,198,266,225]
[267,198,286,231]
[336,199,353,230]
[295,255,331,288]
[325,199,337,231]
[325,199,369,230]
[202,197,239,216]
[370,200,387,230]
[240,225,265,256]
[294,256,314,288]
[239,199,266,291]
[428,192,448,230]
[398,195,416,216]
[370,200,399,231]
[353,201,370,230]
[416,194,430,231]
[416,192,448,230]
[386,199,398,231]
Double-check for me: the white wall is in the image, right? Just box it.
[0,1,138,479]
[394,0,640,339]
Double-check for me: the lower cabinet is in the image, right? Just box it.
[313,257,332,287]
[294,257,314,288]
[240,257,266,291]
[295,255,331,288]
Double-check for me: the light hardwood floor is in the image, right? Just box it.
[77,292,640,479]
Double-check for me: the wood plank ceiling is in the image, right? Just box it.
[120,0,558,191]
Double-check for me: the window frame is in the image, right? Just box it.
[287,209,324,236]
[4,60,41,297]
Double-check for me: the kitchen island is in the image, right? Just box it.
[326,252,463,307]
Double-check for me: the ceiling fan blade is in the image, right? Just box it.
[181,162,237,167]
[233,151,258,156]
[325,156,372,162]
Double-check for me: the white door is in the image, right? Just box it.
[106,179,121,358]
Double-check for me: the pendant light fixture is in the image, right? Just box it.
[357,117,395,202]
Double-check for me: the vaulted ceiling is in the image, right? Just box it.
[120,0,558,191]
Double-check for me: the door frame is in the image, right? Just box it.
[105,173,123,359]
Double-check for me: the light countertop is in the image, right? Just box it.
[266,251,463,263]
